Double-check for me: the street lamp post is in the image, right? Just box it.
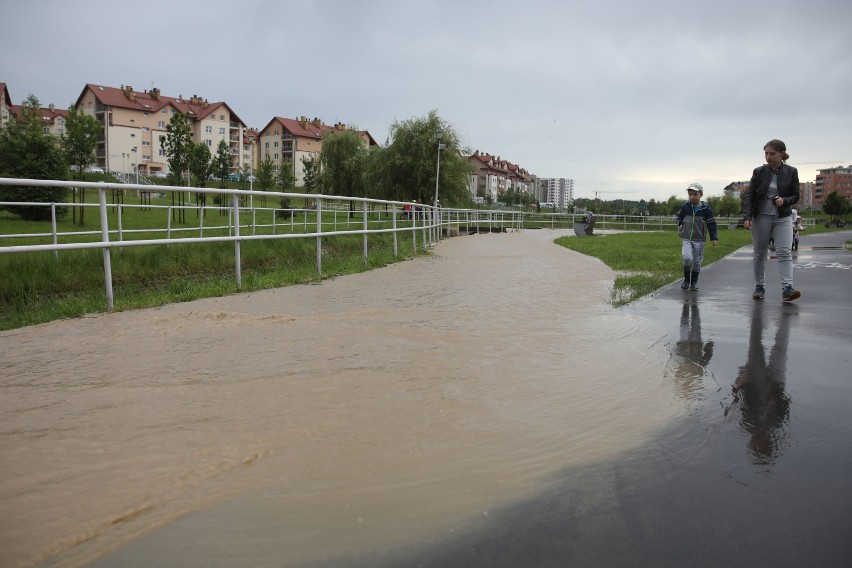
[131,147,138,184]
[434,140,446,206]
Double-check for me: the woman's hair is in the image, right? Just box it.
[764,139,790,162]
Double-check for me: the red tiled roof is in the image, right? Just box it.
[75,83,246,127]
[9,104,69,125]
[1,83,11,106]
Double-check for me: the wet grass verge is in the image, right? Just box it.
[555,230,754,306]
[0,234,423,331]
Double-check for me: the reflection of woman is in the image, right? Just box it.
[733,303,792,463]
[673,300,714,398]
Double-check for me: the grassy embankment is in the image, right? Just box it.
[556,224,845,306]
[0,183,425,330]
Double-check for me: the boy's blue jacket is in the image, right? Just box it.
[677,201,718,242]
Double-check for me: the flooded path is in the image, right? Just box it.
[1,229,682,567]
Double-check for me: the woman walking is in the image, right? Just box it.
[742,139,801,302]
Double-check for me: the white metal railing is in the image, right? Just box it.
[1,178,522,310]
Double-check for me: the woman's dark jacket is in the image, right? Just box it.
[742,163,800,220]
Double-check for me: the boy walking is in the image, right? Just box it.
[677,183,718,291]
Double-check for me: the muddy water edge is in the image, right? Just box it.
[0,229,680,567]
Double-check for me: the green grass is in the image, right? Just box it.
[556,230,755,306]
[555,225,847,306]
[0,230,424,330]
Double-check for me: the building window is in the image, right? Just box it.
[142,127,150,131]
[220,114,224,120]
[206,140,212,147]
[158,121,165,128]
[142,141,150,146]
[205,125,212,133]
[162,109,167,114]
[159,149,165,156]
[219,127,225,134]
[274,154,279,160]
[143,155,150,161]
[265,142,269,148]
[143,113,148,117]
[274,141,279,148]
[131,133,136,138]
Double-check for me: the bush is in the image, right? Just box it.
[276,196,293,219]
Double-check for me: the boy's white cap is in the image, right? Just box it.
[686,183,703,194]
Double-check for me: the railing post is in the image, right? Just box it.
[392,204,398,257]
[233,194,241,289]
[363,200,368,264]
[50,202,58,259]
[199,205,205,237]
[98,187,114,310]
[167,206,172,239]
[118,204,124,241]
[412,207,417,252]
[316,198,323,273]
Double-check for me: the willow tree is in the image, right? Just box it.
[318,129,367,216]
[365,110,471,207]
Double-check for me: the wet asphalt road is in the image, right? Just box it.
[320,229,852,568]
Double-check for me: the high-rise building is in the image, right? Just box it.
[540,178,574,209]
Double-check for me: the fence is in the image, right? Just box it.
[0,177,780,310]
[0,178,524,309]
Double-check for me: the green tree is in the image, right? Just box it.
[365,110,471,207]
[189,142,211,207]
[256,157,276,210]
[823,190,851,223]
[189,143,211,187]
[301,155,318,194]
[162,112,193,222]
[664,195,682,215]
[707,192,741,217]
[162,112,192,185]
[275,162,296,191]
[0,94,68,221]
[212,139,230,189]
[62,105,101,224]
[318,129,367,216]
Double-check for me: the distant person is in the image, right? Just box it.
[791,208,803,252]
[742,139,801,301]
[676,183,718,291]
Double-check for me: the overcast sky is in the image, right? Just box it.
[2,0,850,201]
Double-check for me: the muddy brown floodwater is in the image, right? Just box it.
[0,229,681,568]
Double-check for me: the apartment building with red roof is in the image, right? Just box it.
[257,116,377,186]
[466,150,536,203]
[8,102,69,139]
[74,83,248,176]
[0,83,12,129]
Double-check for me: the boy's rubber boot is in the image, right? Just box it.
[689,271,700,291]
[680,268,691,289]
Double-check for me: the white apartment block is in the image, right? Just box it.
[540,178,575,209]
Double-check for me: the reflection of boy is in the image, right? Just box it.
[673,302,714,397]
[677,183,718,291]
